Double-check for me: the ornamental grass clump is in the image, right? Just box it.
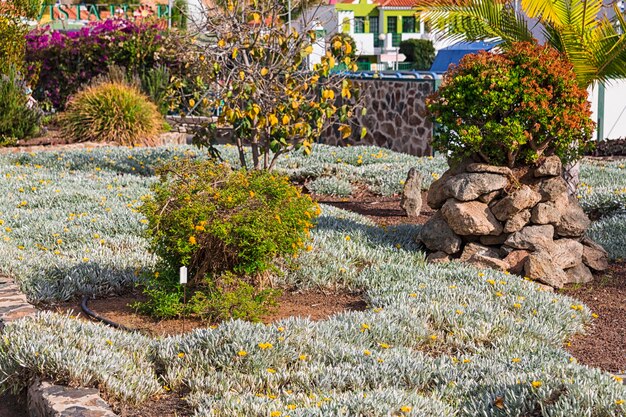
[427,42,595,167]
[138,158,320,319]
[59,82,163,146]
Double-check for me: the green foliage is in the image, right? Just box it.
[137,158,317,319]
[140,65,171,115]
[329,33,357,61]
[142,159,319,277]
[59,81,163,146]
[427,42,595,167]
[0,0,40,73]
[417,0,626,87]
[0,66,42,145]
[398,39,435,70]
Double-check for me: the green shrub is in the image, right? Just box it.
[137,159,319,319]
[59,82,163,146]
[398,39,435,70]
[427,42,595,167]
[0,66,42,145]
[0,0,40,74]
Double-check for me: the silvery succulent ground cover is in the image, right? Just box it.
[0,145,624,416]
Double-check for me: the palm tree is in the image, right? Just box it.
[416,0,626,88]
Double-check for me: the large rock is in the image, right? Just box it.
[564,263,594,284]
[443,173,509,202]
[441,199,503,236]
[555,196,591,237]
[539,177,568,202]
[504,225,554,251]
[426,251,451,264]
[534,156,562,177]
[465,254,509,271]
[530,201,561,225]
[419,212,462,254]
[503,250,530,275]
[466,163,512,176]
[478,190,501,204]
[524,250,568,288]
[400,168,423,217]
[549,239,583,270]
[503,209,531,233]
[491,185,542,221]
[427,173,453,210]
[460,243,500,262]
[581,237,609,271]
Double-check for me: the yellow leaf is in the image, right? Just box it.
[217,39,225,48]
[360,127,367,139]
[189,99,196,107]
[260,67,269,76]
[269,114,278,126]
[232,47,239,58]
[239,71,245,80]
[333,40,342,49]
[282,115,290,125]
[303,45,313,55]
[338,125,351,139]
[251,13,261,23]
[344,42,352,54]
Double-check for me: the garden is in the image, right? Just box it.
[0,0,626,416]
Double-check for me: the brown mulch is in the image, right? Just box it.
[0,393,27,417]
[46,289,366,338]
[562,261,626,373]
[313,190,433,226]
[113,391,192,417]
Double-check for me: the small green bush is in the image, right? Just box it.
[398,39,435,70]
[138,159,319,319]
[0,66,42,145]
[59,81,163,146]
[427,42,595,167]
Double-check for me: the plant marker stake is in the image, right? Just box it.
[180,266,187,333]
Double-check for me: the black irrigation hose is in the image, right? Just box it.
[80,295,134,332]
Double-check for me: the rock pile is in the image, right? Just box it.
[418,156,609,288]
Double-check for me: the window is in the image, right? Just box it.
[369,16,379,33]
[402,16,416,33]
[387,16,397,33]
[354,16,365,33]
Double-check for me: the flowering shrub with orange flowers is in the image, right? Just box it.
[138,158,319,319]
[427,42,595,167]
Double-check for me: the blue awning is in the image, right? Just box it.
[430,41,499,73]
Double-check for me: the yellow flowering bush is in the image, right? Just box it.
[138,158,319,319]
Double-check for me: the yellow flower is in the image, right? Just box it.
[270,411,281,417]
[177,352,185,358]
[513,303,522,309]
[195,225,205,232]
[287,404,297,410]
[305,245,313,252]
[408,293,417,298]
[616,400,625,405]
[189,236,197,245]
[378,342,390,349]
[363,349,371,356]
[462,358,471,363]
[266,368,277,374]
[486,279,496,285]
[429,335,438,341]
[249,191,255,198]
[237,350,247,357]
[531,380,542,388]
[511,357,521,363]
[344,235,351,241]
[360,323,370,332]
[298,354,308,361]
[258,342,273,350]
[400,405,412,413]
[613,375,623,383]
[495,292,503,297]
[82,257,89,262]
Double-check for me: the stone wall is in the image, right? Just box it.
[322,79,434,156]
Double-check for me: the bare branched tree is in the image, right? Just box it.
[182,0,362,170]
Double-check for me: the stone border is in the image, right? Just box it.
[0,277,118,417]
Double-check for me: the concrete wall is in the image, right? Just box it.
[323,78,434,156]
[589,80,626,140]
